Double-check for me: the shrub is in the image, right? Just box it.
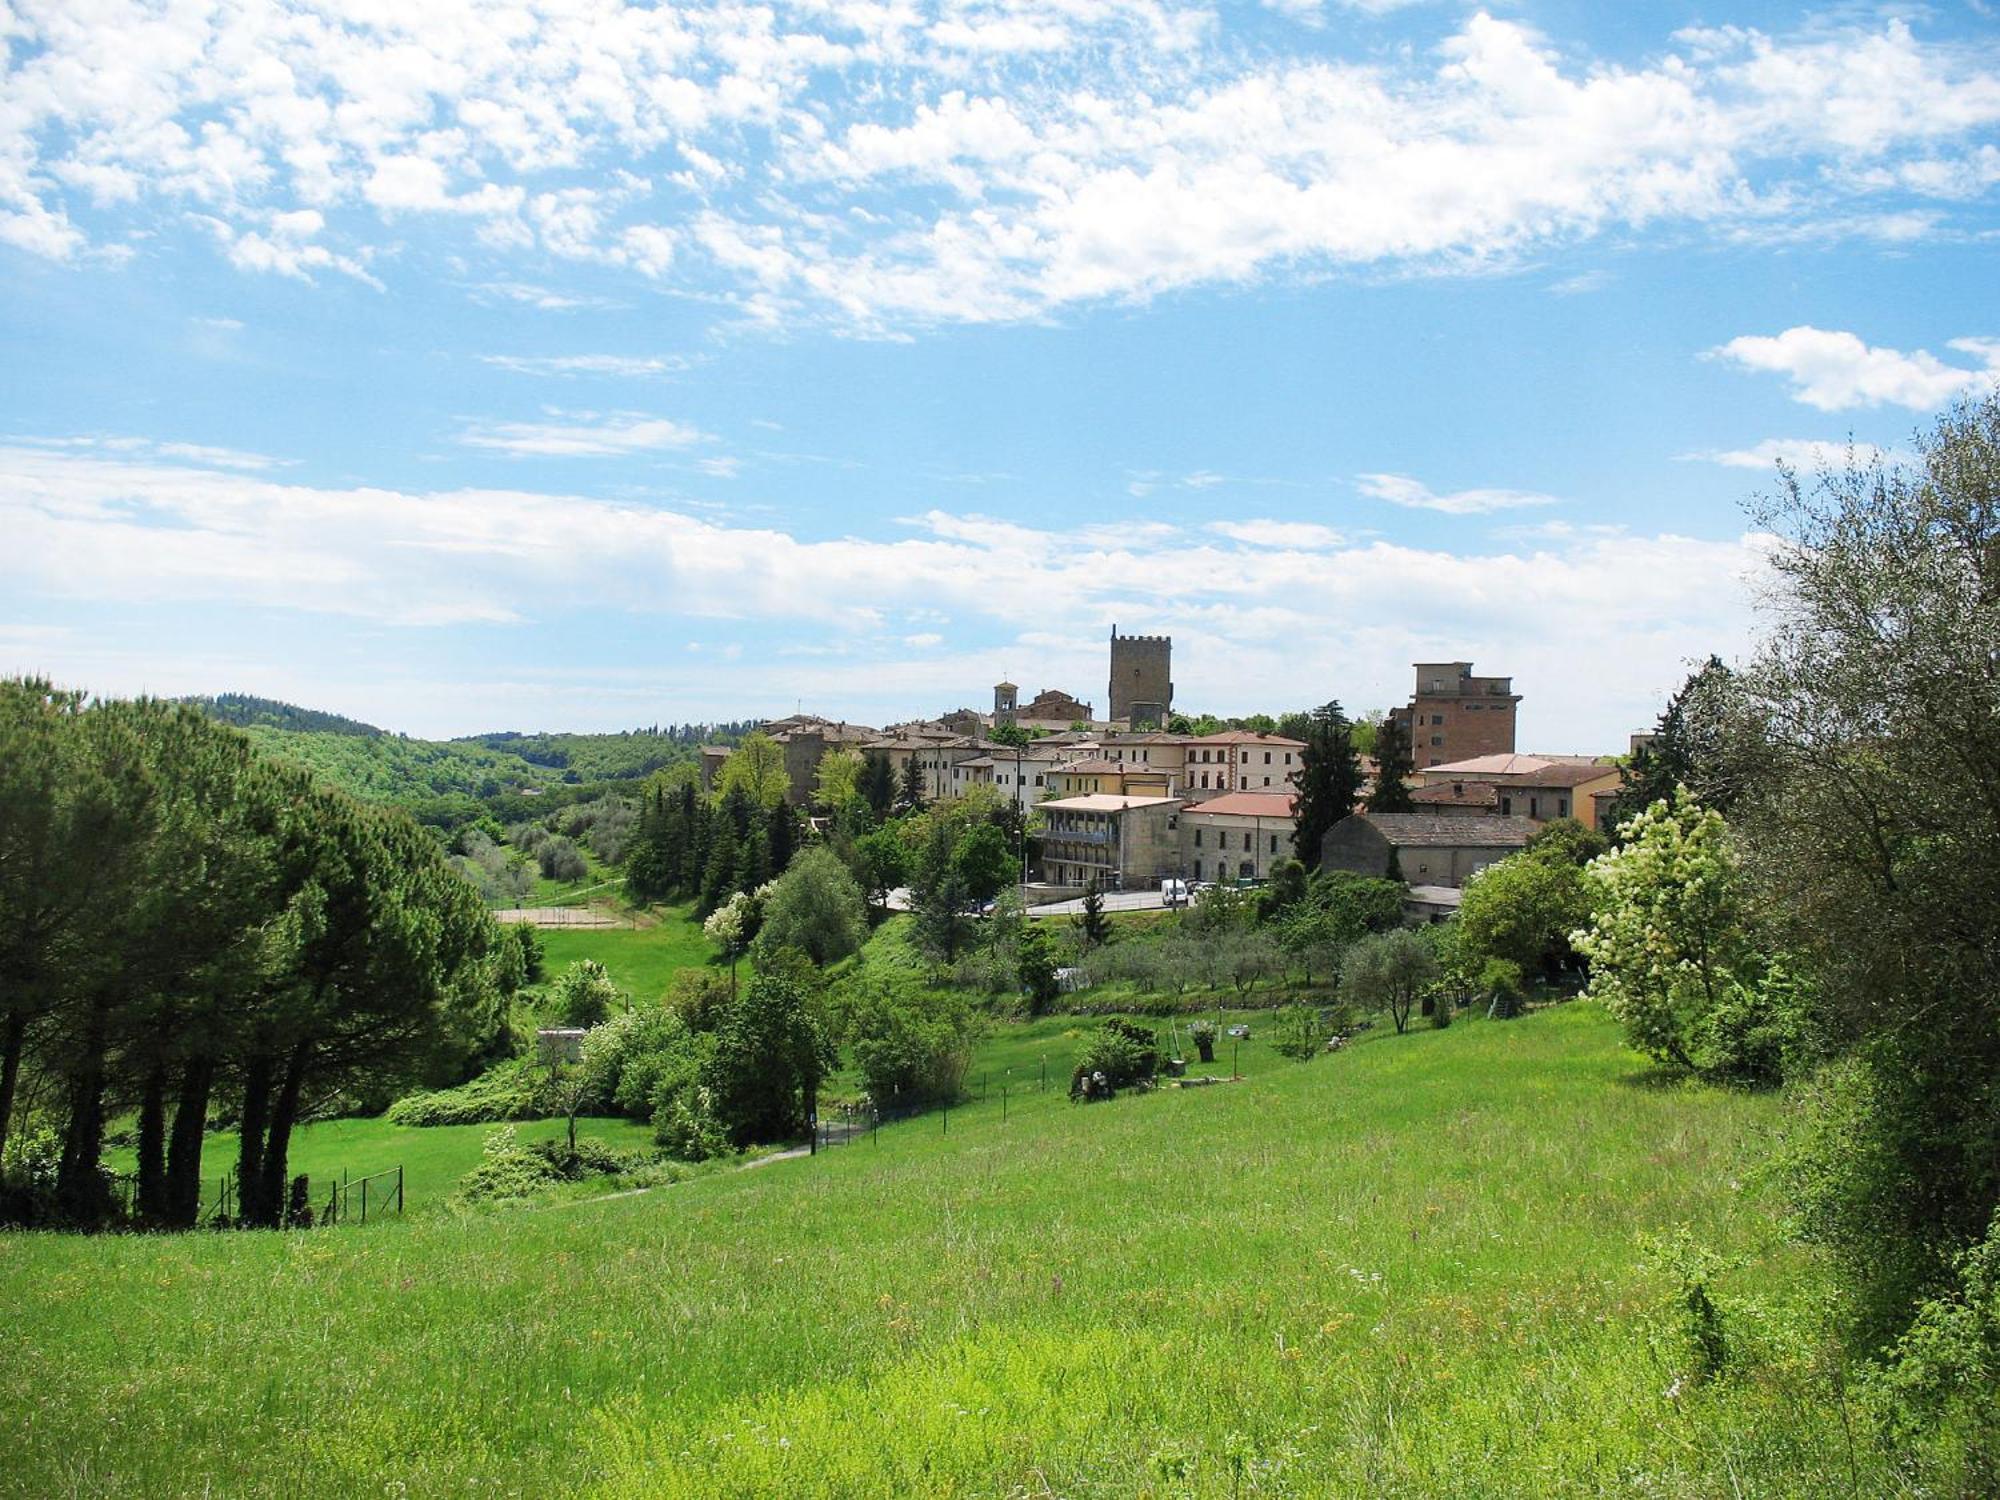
[847,980,977,1110]
[388,1058,551,1126]
[1340,928,1439,1033]
[1017,925,1060,1014]
[537,835,587,882]
[1574,791,1757,1074]
[1072,1017,1160,1091]
[1866,1208,2000,1469]
[453,1126,562,1205]
[550,959,623,1027]
[704,958,834,1147]
[752,847,868,966]
[1643,1225,1731,1383]
[453,1127,661,1205]
[1269,1004,1326,1061]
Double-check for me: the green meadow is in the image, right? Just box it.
[0,1003,1883,1498]
[535,902,721,1002]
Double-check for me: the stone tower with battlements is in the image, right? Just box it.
[1108,626,1173,728]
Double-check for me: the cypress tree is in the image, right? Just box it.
[1292,702,1364,869]
[1369,716,1417,813]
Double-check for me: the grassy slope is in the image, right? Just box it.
[535,902,719,1002]
[106,1115,659,1219]
[0,1004,1867,1498]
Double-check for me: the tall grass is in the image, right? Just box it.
[0,1006,1900,1496]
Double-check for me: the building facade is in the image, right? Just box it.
[1409,753,1622,828]
[1388,661,1521,769]
[1039,794,1184,890]
[1179,791,1297,884]
[1180,731,1305,797]
[1319,812,1538,887]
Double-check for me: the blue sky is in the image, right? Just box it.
[3,0,1998,748]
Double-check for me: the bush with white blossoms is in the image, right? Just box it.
[1573,789,1758,1074]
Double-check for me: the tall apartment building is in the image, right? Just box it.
[1388,661,1521,769]
[1108,627,1172,728]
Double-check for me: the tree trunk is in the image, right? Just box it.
[0,1008,25,1168]
[165,1054,215,1228]
[256,1044,310,1228]
[135,1062,167,1223]
[54,999,113,1225]
[235,1052,273,1227]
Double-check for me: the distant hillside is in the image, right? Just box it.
[184,698,739,826]
[184,693,384,737]
[455,725,749,782]
[232,726,566,822]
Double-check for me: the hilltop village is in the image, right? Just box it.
[697,628,1626,912]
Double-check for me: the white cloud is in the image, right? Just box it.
[457,410,708,457]
[1207,519,1345,549]
[1710,326,2000,411]
[1681,437,1894,471]
[0,444,1767,747]
[478,354,693,377]
[1355,473,1559,515]
[11,434,291,472]
[697,456,741,479]
[1,8,1995,332]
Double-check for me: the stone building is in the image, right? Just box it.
[1409,753,1622,828]
[1047,758,1174,800]
[1180,731,1305,798]
[1039,793,1184,890]
[1387,661,1521,769]
[1180,791,1297,884]
[1319,812,1538,887]
[1108,627,1172,728]
[1019,687,1092,725]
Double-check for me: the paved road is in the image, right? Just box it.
[1027,889,1184,917]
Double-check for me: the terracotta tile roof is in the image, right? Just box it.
[1183,792,1298,818]
[1181,731,1306,747]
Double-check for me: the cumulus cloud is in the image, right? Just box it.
[0,7,1995,331]
[1355,473,1559,515]
[1711,326,2000,411]
[0,443,1769,744]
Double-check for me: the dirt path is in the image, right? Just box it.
[545,1143,814,1213]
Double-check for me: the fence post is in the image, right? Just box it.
[360,1176,368,1225]
[397,1166,404,1216]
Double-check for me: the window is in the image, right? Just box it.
[1431,714,1444,726]
[1192,859,1203,879]
[1263,751,1271,764]
[1529,797,1540,819]
[1557,797,1568,816]
[1193,828,1203,847]
[1219,831,1229,850]
[1430,735,1444,747]
[1262,777,1271,787]
[1269,833,1278,853]
[1501,796,1512,816]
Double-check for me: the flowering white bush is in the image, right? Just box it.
[1574,789,1755,1071]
